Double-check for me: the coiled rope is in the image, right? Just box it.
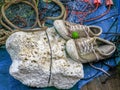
[0,0,66,46]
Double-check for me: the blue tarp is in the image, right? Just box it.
[0,0,119,90]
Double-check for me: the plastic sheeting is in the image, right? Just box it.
[0,0,119,90]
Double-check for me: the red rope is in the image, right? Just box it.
[84,5,111,22]
[65,0,100,24]
[84,0,112,22]
[65,5,69,20]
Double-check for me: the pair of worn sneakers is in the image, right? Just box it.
[54,20,116,63]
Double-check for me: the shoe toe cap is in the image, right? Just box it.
[66,39,79,61]
[54,20,71,40]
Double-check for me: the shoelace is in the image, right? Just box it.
[89,63,111,76]
[76,38,111,76]
[77,38,110,76]
[65,21,90,37]
[76,38,99,60]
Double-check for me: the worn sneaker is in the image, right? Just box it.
[66,37,116,63]
[54,20,102,40]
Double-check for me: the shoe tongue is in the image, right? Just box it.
[87,37,96,44]
[86,37,98,48]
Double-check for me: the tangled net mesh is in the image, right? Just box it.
[0,1,37,46]
[5,2,36,28]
